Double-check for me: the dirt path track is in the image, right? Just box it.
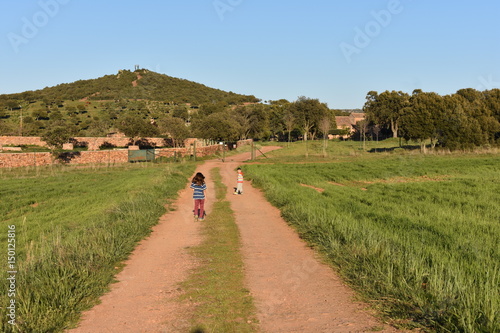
[217,148,396,333]
[70,147,397,332]
[69,162,216,332]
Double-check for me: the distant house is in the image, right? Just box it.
[334,112,365,138]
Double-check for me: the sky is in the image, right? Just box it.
[0,0,499,109]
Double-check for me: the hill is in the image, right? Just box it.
[0,69,259,106]
[0,69,263,139]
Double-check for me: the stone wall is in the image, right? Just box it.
[0,145,222,168]
[0,135,227,168]
[0,152,53,168]
[0,136,46,147]
[236,139,253,148]
[72,137,169,151]
[0,136,207,151]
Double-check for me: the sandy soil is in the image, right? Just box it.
[69,147,399,333]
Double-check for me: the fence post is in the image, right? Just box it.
[193,141,197,161]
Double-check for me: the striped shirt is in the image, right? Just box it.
[237,172,243,183]
[190,183,207,199]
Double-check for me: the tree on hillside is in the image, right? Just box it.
[192,112,239,142]
[0,119,16,136]
[172,105,189,121]
[117,113,160,145]
[158,117,190,148]
[32,108,49,120]
[199,101,227,116]
[19,116,40,136]
[65,105,77,115]
[5,100,18,111]
[41,118,78,155]
[42,126,72,150]
[85,118,112,137]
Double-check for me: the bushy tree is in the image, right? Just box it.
[117,113,160,144]
[0,119,16,135]
[290,96,329,156]
[191,112,239,142]
[364,90,409,138]
[232,104,269,140]
[400,90,443,149]
[267,99,291,141]
[158,117,190,147]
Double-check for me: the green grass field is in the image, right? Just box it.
[244,143,500,332]
[0,162,196,332]
[1,139,499,332]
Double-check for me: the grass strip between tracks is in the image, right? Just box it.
[181,167,259,333]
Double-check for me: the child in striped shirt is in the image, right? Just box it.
[234,167,243,195]
[190,172,207,221]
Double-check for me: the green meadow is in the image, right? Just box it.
[0,162,195,332]
[1,140,499,333]
[245,142,500,332]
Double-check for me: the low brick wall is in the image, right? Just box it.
[236,139,253,148]
[0,152,53,168]
[0,136,46,147]
[0,136,168,151]
[0,145,222,168]
[0,150,129,168]
[67,150,129,165]
[72,137,169,151]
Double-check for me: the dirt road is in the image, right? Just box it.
[70,147,397,332]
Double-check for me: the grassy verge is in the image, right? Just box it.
[244,153,500,333]
[254,139,500,164]
[180,167,259,333]
[0,162,196,332]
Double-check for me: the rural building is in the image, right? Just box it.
[334,112,365,138]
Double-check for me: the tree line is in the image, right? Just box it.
[363,88,500,150]
[0,93,339,151]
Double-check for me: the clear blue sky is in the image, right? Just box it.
[1,0,499,109]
